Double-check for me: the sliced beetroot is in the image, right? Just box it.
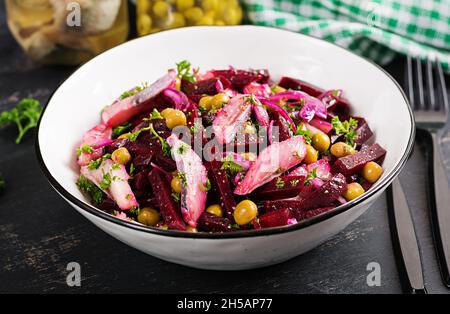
[148,169,186,231]
[259,208,291,228]
[294,173,347,213]
[296,206,335,221]
[252,218,262,230]
[252,176,306,201]
[98,198,120,214]
[210,69,269,91]
[132,170,150,190]
[197,212,231,232]
[332,143,386,177]
[264,199,302,213]
[353,117,374,148]
[181,77,231,100]
[278,76,323,97]
[205,160,236,219]
[136,196,159,209]
[269,111,292,142]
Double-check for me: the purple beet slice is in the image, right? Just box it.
[252,176,306,201]
[148,169,186,231]
[278,76,323,97]
[259,208,291,228]
[181,77,231,99]
[332,143,386,177]
[294,173,347,213]
[264,199,302,213]
[197,212,231,232]
[210,69,269,91]
[269,111,292,142]
[353,117,373,148]
[205,160,236,219]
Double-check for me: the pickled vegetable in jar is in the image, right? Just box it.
[136,0,243,36]
[6,0,129,65]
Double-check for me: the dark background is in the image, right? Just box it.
[1,1,449,294]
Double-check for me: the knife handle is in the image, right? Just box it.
[387,178,427,294]
[427,131,450,287]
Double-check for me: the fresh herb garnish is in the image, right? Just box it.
[76,144,94,157]
[295,128,312,144]
[178,172,187,187]
[176,60,198,83]
[120,82,148,99]
[0,98,42,144]
[200,179,211,192]
[331,116,358,146]
[129,163,135,176]
[100,172,112,190]
[148,123,171,156]
[112,163,121,170]
[304,167,318,186]
[130,206,140,216]
[144,108,164,121]
[76,175,105,205]
[290,179,300,187]
[177,143,189,155]
[87,154,112,170]
[112,122,132,138]
[171,192,181,202]
[276,177,285,189]
[221,155,244,176]
[127,125,151,142]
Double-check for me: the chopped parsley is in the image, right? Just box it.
[120,82,148,100]
[276,177,285,189]
[130,206,140,216]
[221,155,244,176]
[178,172,187,187]
[129,163,135,176]
[303,167,318,186]
[290,179,300,187]
[200,179,211,192]
[76,175,105,205]
[171,192,181,202]
[100,172,112,190]
[112,122,132,138]
[148,123,171,156]
[144,108,164,121]
[176,60,198,83]
[295,128,312,145]
[0,98,42,144]
[177,143,189,155]
[87,154,112,170]
[76,144,94,157]
[112,163,121,170]
[331,116,358,146]
[127,125,151,142]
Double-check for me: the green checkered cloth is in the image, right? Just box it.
[242,0,450,71]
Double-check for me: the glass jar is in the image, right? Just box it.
[136,0,243,36]
[5,0,129,65]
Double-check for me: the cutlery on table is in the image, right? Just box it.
[387,178,427,293]
[406,56,450,287]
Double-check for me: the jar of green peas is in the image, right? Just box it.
[136,0,243,35]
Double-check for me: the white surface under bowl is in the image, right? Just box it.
[37,26,414,270]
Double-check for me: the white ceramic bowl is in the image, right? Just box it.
[37,26,414,270]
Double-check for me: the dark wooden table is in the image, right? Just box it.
[1,2,450,294]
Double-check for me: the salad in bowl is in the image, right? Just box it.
[75,61,386,233]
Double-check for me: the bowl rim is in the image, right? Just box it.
[36,25,415,239]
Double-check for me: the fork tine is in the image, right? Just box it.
[426,58,436,110]
[407,55,415,109]
[436,59,449,113]
[416,58,425,110]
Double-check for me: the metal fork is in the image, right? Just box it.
[406,55,450,287]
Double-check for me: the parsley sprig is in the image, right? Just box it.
[276,177,285,189]
[120,82,148,100]
[88,154,112,170]
[0,98,42,144]
[295,128,312,145]
[200,179,211,192]
[303,167,318,186]
[221,155,244,176]
[331,116,358,146]
[176,60,198,83]
[112,122,132,138]
[77,175,105,205]
[148,123,171,156]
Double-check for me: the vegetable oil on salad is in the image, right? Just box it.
[5,0,129,65]
[136,0,243,36]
